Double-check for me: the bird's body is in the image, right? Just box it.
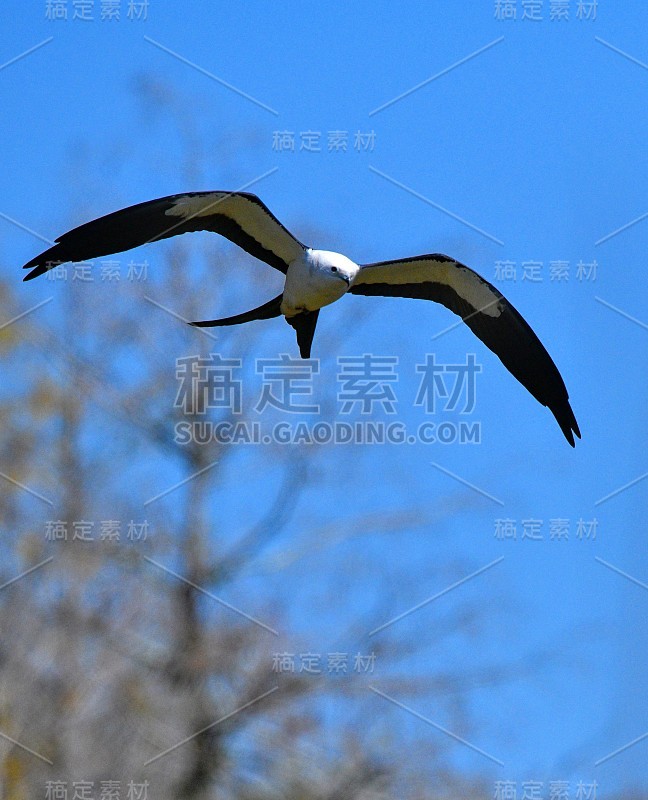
[21,189,581,446]
[281,249,358,316]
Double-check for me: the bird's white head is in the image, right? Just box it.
[308,249,360,288]
[283,248,360,315]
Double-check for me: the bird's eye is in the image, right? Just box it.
[331,266,338,272]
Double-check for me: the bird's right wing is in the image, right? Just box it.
[351,254,580,446]
[23,191,305,280]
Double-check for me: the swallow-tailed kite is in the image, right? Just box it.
[22,190,580,445]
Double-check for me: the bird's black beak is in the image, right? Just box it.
[339,274,351,286]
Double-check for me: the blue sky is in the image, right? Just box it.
[2,0,647,793]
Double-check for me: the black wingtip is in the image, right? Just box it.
[22,246,62,281]
[550,400,581,447]
[22,254,42,270]
[23,265,47,282]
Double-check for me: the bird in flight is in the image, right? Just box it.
[22,190,580,445]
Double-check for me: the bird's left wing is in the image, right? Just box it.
[22,191,305,280]
[351,254,580,446]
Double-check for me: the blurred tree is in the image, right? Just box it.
[0,78,518,800]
